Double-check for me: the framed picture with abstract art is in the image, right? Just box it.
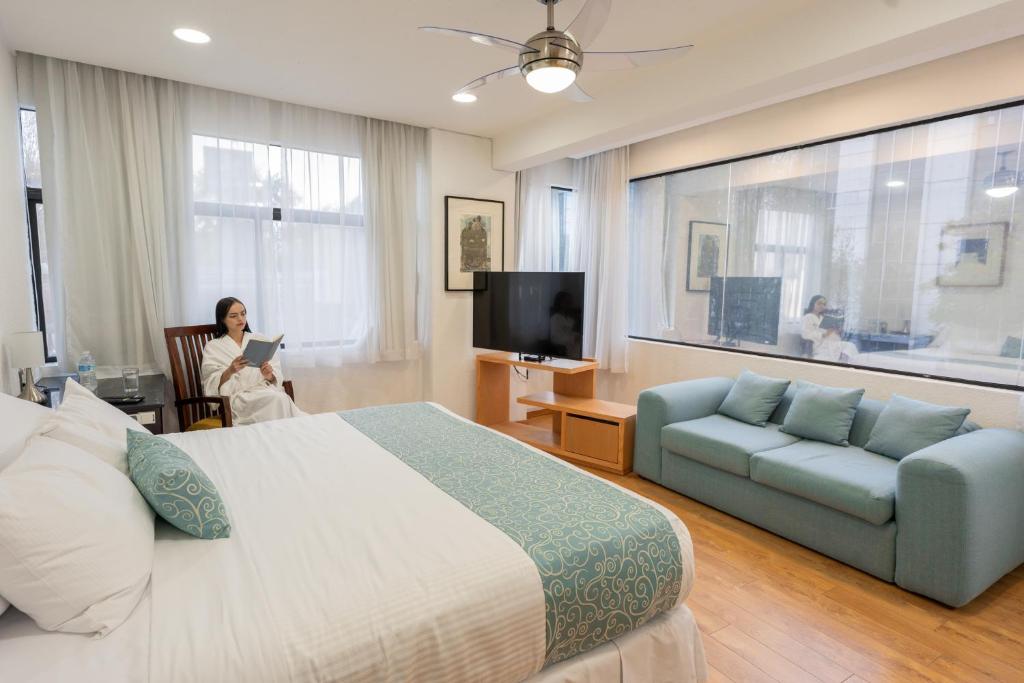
[445,195,505,291]
[686,221,729,292]
[937,221,1008,287]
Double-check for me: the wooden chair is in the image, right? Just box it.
[164,325,295,432]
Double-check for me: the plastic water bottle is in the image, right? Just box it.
[78,351,98,392]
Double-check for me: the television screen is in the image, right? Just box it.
[707,276,782,345]
[473,272,585,361]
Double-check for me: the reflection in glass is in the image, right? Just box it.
[629,102,1024,387]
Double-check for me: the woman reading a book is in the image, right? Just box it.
[200,297,305,425]
[801,294,859,363]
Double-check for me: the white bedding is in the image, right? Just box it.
[0,409,703,682]
[858,346,1023,386]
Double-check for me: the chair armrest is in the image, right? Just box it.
[634,377,734,482]
[175,396,233,428]
[895,428,1024,606]
[283,380,294,401]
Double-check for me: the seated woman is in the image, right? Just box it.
[801,294,859,363]
[201,297,306,426]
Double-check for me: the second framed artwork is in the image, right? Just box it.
[445,195,505,291]
[686,220,729,292]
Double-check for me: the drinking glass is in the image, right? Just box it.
[122,367,140,394]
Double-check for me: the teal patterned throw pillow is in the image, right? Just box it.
[126,430,231,539]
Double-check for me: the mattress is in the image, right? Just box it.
[0,405,704,682]
[858,347,1023,386]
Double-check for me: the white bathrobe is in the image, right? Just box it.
[201,333,306,426]
[801,313,859,362]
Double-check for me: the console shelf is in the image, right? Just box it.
[475,353,635,474]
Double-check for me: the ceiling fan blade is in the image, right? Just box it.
[419,26,537,54]
[583,45,693,71]
[561,82,593,103]
[564,0,612,49]
[456,66,522,95]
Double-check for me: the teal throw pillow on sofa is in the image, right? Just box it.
[864,395,970,460]
[779,381,865,446]
[127,430,231,539]
[717,370,791,427]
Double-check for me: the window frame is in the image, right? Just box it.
[551,185,575,272]
[190,135,367,350]
[627,97,1024,392]
[24,186,56,363]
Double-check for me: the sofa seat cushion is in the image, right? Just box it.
[750,441,897,525]
[662,415,800,477]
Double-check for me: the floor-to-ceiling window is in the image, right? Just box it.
[629,101,1024,388]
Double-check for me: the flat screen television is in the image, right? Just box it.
[473,271,585,361]
[707,276,782,345]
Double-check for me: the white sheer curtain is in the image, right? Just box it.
[627,176,672,338]
[16,53,187,375]
[362,118,427,362]
[569,147,630,373]
[19,52,427,380]
[515,162,562,271]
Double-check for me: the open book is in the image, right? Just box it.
[242,334,284,366]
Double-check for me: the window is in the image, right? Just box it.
[190,135,367,352]
[629,101,1024,389]
[551,186,576,271]
[19,109,57,363]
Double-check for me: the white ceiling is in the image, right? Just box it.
[3,0,1024,170]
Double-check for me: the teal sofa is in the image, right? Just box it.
[635,376,1024,607]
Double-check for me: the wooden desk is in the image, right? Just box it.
[475,352,636,474]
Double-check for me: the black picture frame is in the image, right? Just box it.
[444,195,505,292]
[686,220,729,292]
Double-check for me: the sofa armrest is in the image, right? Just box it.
[634,377,733,482]
[895,428,1024,606]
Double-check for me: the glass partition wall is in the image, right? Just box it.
[629,101,1024,388]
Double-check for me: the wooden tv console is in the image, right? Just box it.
[474,352,636,475]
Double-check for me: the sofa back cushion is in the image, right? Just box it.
[717,370,790,427]
[864,395,970,460]
[847,397,887,448]
[779,381,865,446]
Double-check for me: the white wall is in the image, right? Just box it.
[0,37,35,395]
[426,129,516,418]
[608,36,1024,428]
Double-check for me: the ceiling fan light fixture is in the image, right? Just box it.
[525,65,577,93]
[985,184,1020,199]
[984,150,1022,198]
[452,91,478,103]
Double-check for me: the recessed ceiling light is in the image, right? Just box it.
[173,28,211,44]
[885,179,905,188]
[452,92,477,103]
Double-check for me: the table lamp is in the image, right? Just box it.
[7,331,47,403]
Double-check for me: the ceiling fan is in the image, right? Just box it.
[420,0,693,103]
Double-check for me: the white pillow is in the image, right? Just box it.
[0,436,154,636]
[40,378,149,475]
[0,392,53,472]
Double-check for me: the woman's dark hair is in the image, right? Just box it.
[214,297,252,338]
[804,295,827,315]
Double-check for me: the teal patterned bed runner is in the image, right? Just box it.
[339,403,684,665]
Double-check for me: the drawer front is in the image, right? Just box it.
[564,414,620,464]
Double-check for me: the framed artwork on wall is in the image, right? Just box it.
[937,221,1008,287]
[686,220,729,292]
[445,195,505,292]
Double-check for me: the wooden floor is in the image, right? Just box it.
[589,468,1024,683]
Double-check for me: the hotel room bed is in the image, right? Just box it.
[857,346,1023,386]
[0,403,705,683]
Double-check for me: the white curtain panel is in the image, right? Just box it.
[18,52,427,376]
[515,163,561,271]
[627,176,673,338]
[570,147,630,373]
[16,53,187,376]
[362,118,427,362]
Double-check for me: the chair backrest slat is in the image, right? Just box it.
[164,324,220,431]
